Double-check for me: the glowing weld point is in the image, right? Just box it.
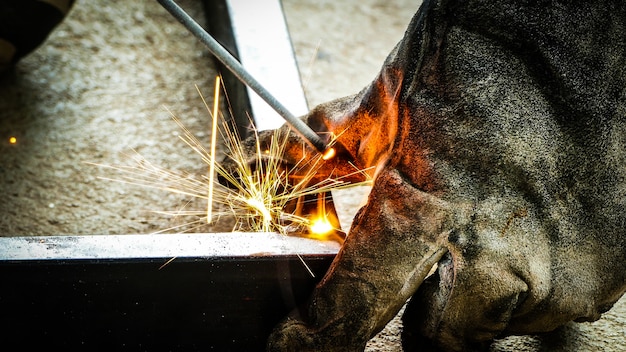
[310,216,334,236]
[322,147,336,161]
[9,137,17,144]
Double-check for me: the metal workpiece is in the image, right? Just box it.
[158,0,329,154]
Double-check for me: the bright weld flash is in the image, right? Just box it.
[322,147,336,160]
[310,215,334,236]
[9,137,17,144]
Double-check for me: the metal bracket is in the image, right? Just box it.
[203,0,309,136]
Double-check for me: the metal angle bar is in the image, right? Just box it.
[157,0,329,154]
[202,0,253,139]
[202,0,309,136]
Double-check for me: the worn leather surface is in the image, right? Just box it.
[267,0,626,350]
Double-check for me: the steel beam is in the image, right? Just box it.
[203,0,309,137]
[0,233,339,350]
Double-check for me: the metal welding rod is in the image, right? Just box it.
[157,0,329,154]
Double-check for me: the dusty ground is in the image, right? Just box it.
[0,0,623,350]
[0,0,226,235]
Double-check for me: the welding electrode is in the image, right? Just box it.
[157,0,330,155]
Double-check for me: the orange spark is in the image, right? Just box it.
[207,76,221,223]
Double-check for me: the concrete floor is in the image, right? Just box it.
[0,0,623,350]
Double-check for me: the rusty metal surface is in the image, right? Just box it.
[204,0,309,136]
